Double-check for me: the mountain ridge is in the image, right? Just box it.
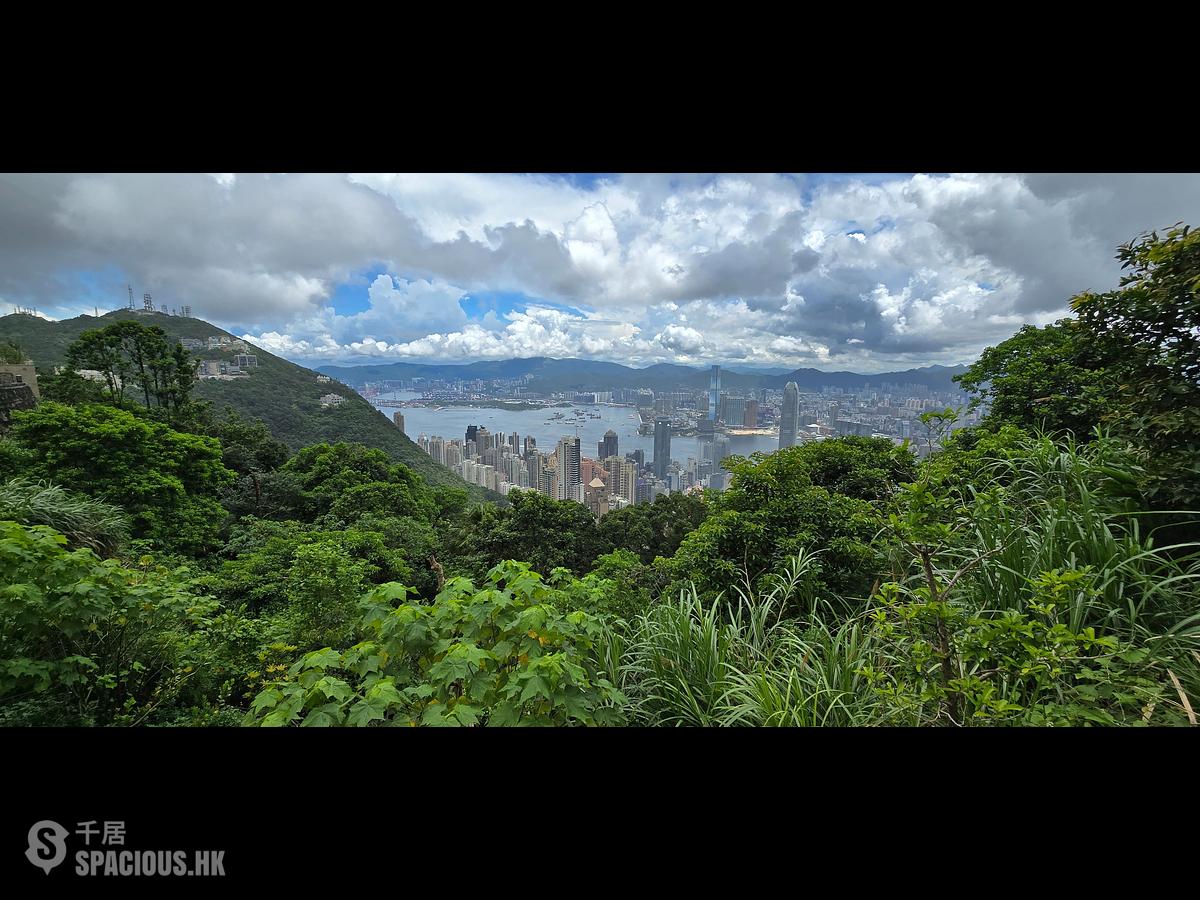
[0,310,491,499]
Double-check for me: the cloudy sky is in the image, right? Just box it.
[2,172,1198,373]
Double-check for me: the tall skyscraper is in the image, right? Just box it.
[523,435,537,458]
[555,435,581,502]
[744,399,758,428]
[465,424,478,445]
[779,381,800,449]
[598,429,618,460]
[709,365,721,421]
[392,411,405,435]
[653,417,672,479]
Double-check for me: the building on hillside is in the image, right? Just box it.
[319,393,346,408]
[233,354,258,368]
[393,411,405,434]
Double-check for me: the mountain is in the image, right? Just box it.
[317,357,970,394]
[0,310,490,499]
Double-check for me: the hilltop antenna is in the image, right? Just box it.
[127,285,134,309]
[143,292,154,312]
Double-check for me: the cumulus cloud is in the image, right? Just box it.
[4,172,1200,372]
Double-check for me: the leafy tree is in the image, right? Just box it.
[64,321,198,420]
[202,405,290,476]
[784,435,916,501]
[246,561,626,726]
[1072,222,1200,508]
[277,442,435,522]
[284,540,369,649]
[36,369,108,405]
[955,320,1114,437]
[0,340,27,364]
[458,489,609,579]
[202,518,412,614]
[9,402,234,555]
[667,445,885,606]
[597,491,707,565]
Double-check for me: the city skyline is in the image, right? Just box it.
[5,174,1198,373]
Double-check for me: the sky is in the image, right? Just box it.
[2,172,1198,373]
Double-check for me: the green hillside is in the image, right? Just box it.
[0,310,490,500]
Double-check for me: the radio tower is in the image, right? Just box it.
[127,285,134,309]
[143,292,154,312]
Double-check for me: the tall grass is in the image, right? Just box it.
[0,477,130,555]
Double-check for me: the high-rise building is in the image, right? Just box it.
[523,435,537,459]
[628,448,645,470]
[709,365,721,421]
[779,381,800,449]
[653,417,672,479]
[392,412,405,435]
[598,429,618,461]
[744,399,758,428]
[585,477,609,521]
[465,424,478,445]
[555,435,581,502]
[509,432,520,453]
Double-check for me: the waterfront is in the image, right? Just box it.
[371,391,781,465]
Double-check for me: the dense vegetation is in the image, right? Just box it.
[1,224,1198,726]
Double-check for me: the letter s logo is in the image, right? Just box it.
[25,820,69,874]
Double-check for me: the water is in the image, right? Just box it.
[372,391,781,466]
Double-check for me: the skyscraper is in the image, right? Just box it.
[653,417,672,479]
[709,365,721,421]
[465,424,478,445]
[555,435,581,502]
[392,411,405,435]
[598,429,618,461]
[779,381,800,449]
[523,435,537,459]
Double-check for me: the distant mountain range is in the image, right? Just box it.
[316,357,971,394]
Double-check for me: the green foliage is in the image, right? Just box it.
[276,442,435,523]
[284,540,370,649]
[201,405,290,476]
[667,442,886,606]
[0,340,26,364]
[245,561,626,726]
[0,478,130,555]
[1072,223,1200,509]
[200,518,412,615]
[955,319,1114,437]
[65,320,198,421]
[454,488,609,580]
[597,491,707,564]
[36,369,107,405]
[9,402,234,555]
[0,521,214,726]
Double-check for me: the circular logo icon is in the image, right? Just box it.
[26,820,68,875]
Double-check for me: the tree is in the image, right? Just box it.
[597,492,708,565]
[64,321,198,419]
[1072,222,1200,508]
[667,445,886,607]
[8,402,234,555]
[0,340,27,364]
[955,319,1114,437]
[460,489,610,579]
